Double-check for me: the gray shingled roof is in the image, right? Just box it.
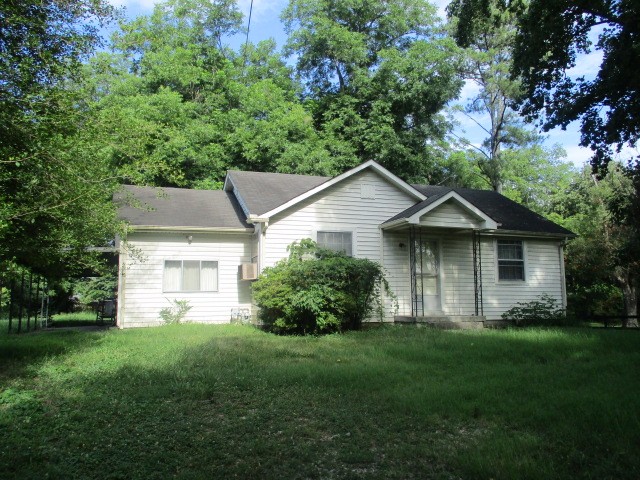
[226,170,330,217]
[117,170,573,237]
[116,185,252,230]
[383,185,573,236]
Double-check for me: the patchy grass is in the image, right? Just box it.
[0,312,99,333]
[51,311,97,327]
[1,325,639,479]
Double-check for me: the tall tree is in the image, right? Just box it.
[500,143,575,215]
[511,0,640,324]
[555,165,639,325]
[282,0,464,181]
[0,0,119,276]
[447,0,547,193]
[88,0,349,187]
[512,0,640,173]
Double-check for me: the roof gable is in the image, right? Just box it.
[232,160,426,221]
[417,197,493,229]
[386,185,574,236]
[224,170,330,218]
[385,191,498,229]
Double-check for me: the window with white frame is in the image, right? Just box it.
[317,231,353,256]
[497,240,525,281]
[163,260,218,292]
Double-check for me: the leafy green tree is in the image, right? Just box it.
[73,269,118,305]
[0,0,119,276]
[507,0,640,325]
[448,0,552,193]
[87,0,350,187]
[555,165,638,325]
[500,143,575,215]
[282,0,464,181]
[512,0,640,173]
[87,0,242,187]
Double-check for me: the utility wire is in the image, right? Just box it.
[243,0,254,68]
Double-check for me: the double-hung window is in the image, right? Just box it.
[163,260,218,292]
[317,231,353,256]
[497,240,525,281]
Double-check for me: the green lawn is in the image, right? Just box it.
[1,325,639,479]
[50,312,99,327]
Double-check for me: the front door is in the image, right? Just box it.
[413,238,441,314]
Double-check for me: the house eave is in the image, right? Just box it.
[481,229,576,239]
[380,218,409,230]
[222,174,252,218]
[126,225,255,234]
[247,216,269,224]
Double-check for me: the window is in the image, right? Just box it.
[497,240,525,281]
[163,260,218,292]
[317,231,353,256]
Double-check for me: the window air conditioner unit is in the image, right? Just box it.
[239,263,258,280]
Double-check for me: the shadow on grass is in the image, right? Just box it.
[1,325,639,479]
[0,329,108,384]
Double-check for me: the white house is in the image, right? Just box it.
[115,160,573,328]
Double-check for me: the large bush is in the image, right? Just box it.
[501,293,570,327]
[252,240,394,334]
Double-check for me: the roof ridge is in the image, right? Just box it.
[228,169,330,179]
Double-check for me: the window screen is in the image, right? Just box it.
[163,260,218,292]
[317,231,353,256]
[497,240,524,281]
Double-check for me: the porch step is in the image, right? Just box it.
[395,315,486,330]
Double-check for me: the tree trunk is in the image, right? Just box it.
[621,281,638,328]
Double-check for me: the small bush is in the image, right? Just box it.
[502,294,570,327]
[159,299,192,324]
[252,239,394,335]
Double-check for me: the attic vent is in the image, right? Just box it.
[361,183,376,199]
[239,263,258,280]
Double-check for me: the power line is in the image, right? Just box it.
[243,0,254,67]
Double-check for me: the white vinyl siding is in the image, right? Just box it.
[263,169,417,268]
[419,200,482,229]
[119,231,253,327]
[481,237,564,320]
[383,231,411,317]
[390,233,565,320]
[163,260,218,292]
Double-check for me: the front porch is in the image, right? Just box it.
[381,192,496,321]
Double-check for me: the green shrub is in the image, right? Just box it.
[73,271,118,306]
[567,282,624,318]
[252,239,394,335]
[501,294,570,326]
[159,299,192,324]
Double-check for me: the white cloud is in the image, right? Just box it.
[562,145,593,168]
[237,0,287,20]
[566,50,603,79]
[108,0,159,11]
[108,0,288,21]
[458,79,481,103]
[109,0,289,18]
[431,0,450,19]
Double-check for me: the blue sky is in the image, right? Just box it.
[106,0,604,168]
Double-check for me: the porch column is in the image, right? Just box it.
[472,230,484,316]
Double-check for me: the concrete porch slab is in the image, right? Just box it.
[395,315,486,330]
